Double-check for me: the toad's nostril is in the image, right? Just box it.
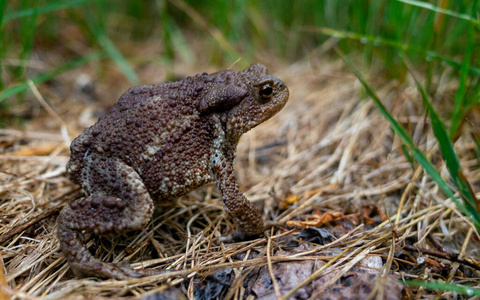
[274,78,285,89]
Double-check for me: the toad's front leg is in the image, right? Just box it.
[211,148,265,241]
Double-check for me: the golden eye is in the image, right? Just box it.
[259,84,273,100]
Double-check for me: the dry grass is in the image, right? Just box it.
[1,57,480,299]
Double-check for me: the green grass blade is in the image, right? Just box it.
[3,0,94,23]
[410,147,470,221]
[449,0,477,137]
[0,51,103,102]
[395,0,480,27]
[92,29,140,85]
[158,2,192,63]
[310,27,480,77]
[167,0,240,61]
[410,147,467,216]
[18,0,39,79]
[405,280,480,296]
[86,3,139,85]
[336,48,478,230]
[0,0,7,89]
[401,144,415,168]
[0,0,7,25]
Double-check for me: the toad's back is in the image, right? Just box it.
[67,76,219,199]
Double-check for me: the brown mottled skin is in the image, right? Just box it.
[58,64,289,279]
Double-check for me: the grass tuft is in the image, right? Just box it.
[402,54,480,224]
[337,47,480,232]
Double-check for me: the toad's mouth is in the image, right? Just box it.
[225,89,289,139]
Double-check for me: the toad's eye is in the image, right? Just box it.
[259,84,273,100]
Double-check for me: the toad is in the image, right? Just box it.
[58,63,289,279]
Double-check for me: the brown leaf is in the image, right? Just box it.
[286,211,345,229]
[361,204,388,225]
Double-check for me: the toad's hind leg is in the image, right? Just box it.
[57,158,154,279]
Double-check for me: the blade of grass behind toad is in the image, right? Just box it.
[0,0,5,24]
[87,1,139,85]
[309,27,480,77]
[0,51,104,102]
[403,54,480,223]
[336,48,478,231]
[2,0,95,23]
[0,0,7,89]
[395,0,480,26]
[168,0,240,63]
[449,0,477,138]
[89,30,139,85]
[16,0,39,81]
[158,1,192,64]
